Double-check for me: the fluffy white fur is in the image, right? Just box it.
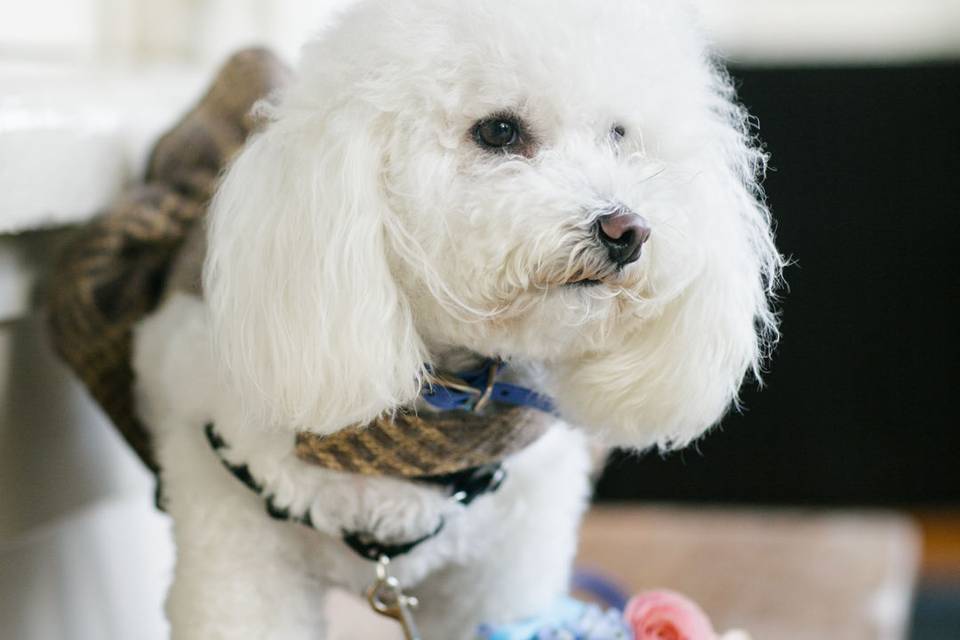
[134,0,781,637]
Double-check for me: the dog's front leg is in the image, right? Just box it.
[159,425,329,640]
[409,425,593,639]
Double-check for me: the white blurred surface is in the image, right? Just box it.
[0,0,100,56]
[0,497,173,640]
[0,0,356,65]
[0,60,207,233]
[698,0,960,64]
[3,0,959,66]
[0,310,170,639]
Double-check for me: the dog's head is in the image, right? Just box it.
[205,0,782,449]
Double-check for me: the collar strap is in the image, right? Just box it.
[203,423,506,561]
[343,521,445,562]
[342,464,506,561]
[422,359,555,414]
[415,462,506,506]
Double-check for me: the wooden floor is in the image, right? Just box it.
[915,510,960,579]
[577,506,921,639]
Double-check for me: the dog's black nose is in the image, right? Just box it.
[596,210,651,266]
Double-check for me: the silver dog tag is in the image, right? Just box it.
[367,556,423,640]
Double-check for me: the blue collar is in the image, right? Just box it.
[420,359,555,414]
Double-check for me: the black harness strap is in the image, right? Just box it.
[202,423,506,561]
[342,521,446,562]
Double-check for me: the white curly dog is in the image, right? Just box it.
[134,0,781,637]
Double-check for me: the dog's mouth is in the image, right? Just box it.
[566,278,603,287]
[562,267,622,288]
[534,247,630,289]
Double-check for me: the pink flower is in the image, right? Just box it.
[624,590,718,640]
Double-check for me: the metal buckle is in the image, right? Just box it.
[427,359,500,413]
[471,359,499,413]
[428,374,483,398]
[367,556,422,640]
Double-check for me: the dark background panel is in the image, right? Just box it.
[595,64,960,506]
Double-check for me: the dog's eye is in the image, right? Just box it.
[474,118,521,150]
[611,124,626,140]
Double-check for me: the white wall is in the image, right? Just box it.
[0,0,100,56]
[0,0,356,66]
[698,0,960,65]
[2,0,959,66]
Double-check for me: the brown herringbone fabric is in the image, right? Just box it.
[48,48,548,479]
[295,407,549,477]
[48,48,291,472]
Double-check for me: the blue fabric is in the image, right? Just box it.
[421,360,555,414]
[571,570,631,611]
[475,597,632,640]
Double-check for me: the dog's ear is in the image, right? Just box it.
[548,70,782,451]
[204,105,427,433]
